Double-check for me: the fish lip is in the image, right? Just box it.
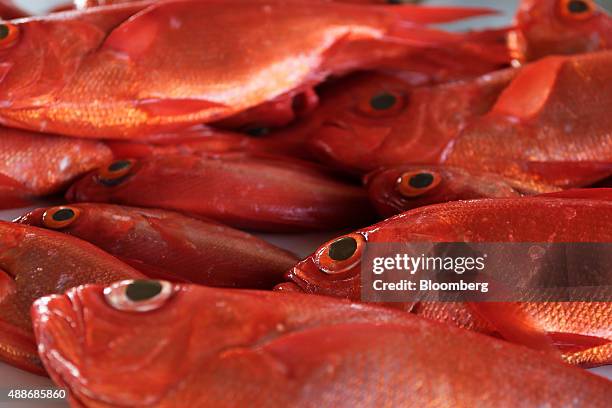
[31,291,83,390]
[283,266,311,292]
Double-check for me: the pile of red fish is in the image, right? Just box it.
[0,0,611,406]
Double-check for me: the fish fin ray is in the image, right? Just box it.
[467,302,562,358]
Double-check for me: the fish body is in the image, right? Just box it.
[66,154,374,232]
[283,195,612,366]
[444,51,612,190]
[0,127,112,208]
[106,125,310,160]
[17,203,298,288]
[510,0,612,62]
[0,221,143,374]
[365,165,528,217]
[32,280,612,407]
[0,0,489,138]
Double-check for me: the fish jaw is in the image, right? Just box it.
[283,260,361,300]
[31,293,83,384]
[309,121,390,174]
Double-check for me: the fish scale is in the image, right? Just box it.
[31,283,612,407]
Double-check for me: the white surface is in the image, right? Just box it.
[0,1,610,407]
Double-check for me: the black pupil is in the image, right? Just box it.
[568,0,589,13]
[370,93,397,111]
[108,160,131,173]
[52,208,75,222]
[246,127,270,137]
[0,25,8,40]
[409,173,435,189]
[125,280,163,302]
[387,0,408,4]
[328,237,358,261]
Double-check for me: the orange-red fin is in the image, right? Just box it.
[0,174,32,209]
[376,4,498,24]
[493,56,566,119]
[547,332,610,354]
[102,3,161,58]
[467,302,561,358]
[136,98,228,117]
[538,188,612,201]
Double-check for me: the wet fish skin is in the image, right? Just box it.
[66,154,375,232]
[17,203,298,289]
[31,281,612,407]
[0,221,143,374]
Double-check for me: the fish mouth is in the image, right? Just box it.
[31,290,84,391]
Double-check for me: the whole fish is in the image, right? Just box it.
[66,154,374,232]
[0,1,491,138]
[32,280,612,407]
[365,164,534,217]
[0,221,143,374]
[17,203,298,289]
[281,194,612,366]
[0,127,112,209]
[510,0,612,63]
[307,51,612,189]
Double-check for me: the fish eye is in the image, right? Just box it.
[397,170,442,198]
[559,0,596,20]
[42,206,80,229]
[0,23,19,49]
[314,233,366,275]
[97,159,134,186]
[358,90,405,117]
[104,280,174,312]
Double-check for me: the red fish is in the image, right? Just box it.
[365,165,538,217]
[307,68,517,173]
[281,194,612,366]
[0,1,492,138]
[443,51,612,189]
[106,125,311,160]
[17,203,298,289]
[32,280,612,407]
[0,221,143,374]
[307,51,612,189]
[66,154,374,232]
[510,0,612,63]
[0,1,27,19]
[0,127,112,209]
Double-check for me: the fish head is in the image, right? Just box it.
[281,232,368,299]
[365,165,522,217]
[66,158,142,203]
[511,0,612,62]
[16,203,137,244]
[365,165,457,217]
[31,280,196,405]
[306,73,412,173]
[0,15,108,110]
